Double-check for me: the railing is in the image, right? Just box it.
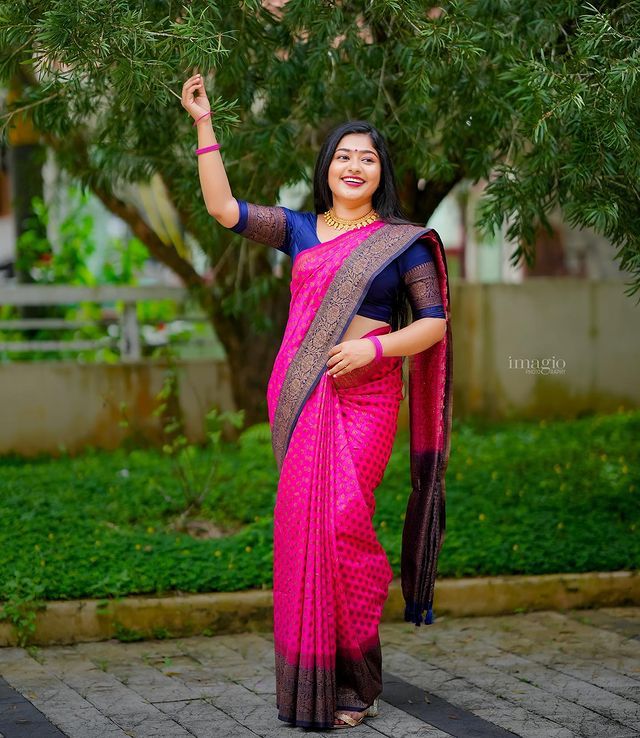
[0,285,216,361]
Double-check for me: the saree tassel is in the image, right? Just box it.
[403,601,435,627]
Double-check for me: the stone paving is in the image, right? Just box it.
[0,607,639,738]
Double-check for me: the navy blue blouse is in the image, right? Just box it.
[229,199,445,323]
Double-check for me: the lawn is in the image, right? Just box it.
[1,410,638,604]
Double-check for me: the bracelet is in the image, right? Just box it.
[366,335,384,361]
[192,111,212,127]
[195,143,221,156]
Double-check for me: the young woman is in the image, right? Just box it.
[181,74,453,730]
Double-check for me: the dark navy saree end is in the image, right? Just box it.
[404,601,435,626]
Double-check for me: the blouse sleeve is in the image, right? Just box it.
[228,199,293,255]
[400,237,446,320]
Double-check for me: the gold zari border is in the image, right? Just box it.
[272,223,428,469]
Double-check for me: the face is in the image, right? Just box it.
[327,132,381,208]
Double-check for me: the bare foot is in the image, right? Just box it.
[334,709,367,726]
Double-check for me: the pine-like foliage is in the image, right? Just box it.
[1,0,639,298]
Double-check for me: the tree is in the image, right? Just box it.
[1,1,639,421]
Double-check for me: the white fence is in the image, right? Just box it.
[0,285,215,361]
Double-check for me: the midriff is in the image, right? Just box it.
[342,314,390,342]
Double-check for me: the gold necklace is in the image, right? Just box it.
[323,207,379,230]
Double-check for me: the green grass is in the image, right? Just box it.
[1,410,638,602]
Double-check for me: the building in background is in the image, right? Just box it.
[423,180,629,285]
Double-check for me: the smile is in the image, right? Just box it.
[342,177,365,187]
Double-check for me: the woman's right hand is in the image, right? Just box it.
[181,74,211,121]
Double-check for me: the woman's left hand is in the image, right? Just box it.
[327,338,377,377]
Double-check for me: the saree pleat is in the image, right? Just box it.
[273,326,402,727]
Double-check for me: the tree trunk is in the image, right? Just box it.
[206,273,291,427]
[400,170,463,226]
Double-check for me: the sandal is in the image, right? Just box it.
[333,698,379,728]
[366,698,379,717]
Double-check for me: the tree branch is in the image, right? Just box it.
[91,184,204,290]
[43,131,204,290]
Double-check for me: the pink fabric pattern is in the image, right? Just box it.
[266,222,402,727]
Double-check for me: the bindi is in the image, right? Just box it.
[336,147,378,157]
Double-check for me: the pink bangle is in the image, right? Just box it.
[195,143,221,156]
[366,335,384,361]
[193,111,212,126]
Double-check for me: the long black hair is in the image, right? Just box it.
[313,120,419,226]
[312,120,417,340]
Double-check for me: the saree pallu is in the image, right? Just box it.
[266,220,452,728]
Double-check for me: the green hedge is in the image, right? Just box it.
[1,410,638,602]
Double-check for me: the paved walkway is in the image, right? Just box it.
[0,607,639,738]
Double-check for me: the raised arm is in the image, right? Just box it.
[181,74,239,228]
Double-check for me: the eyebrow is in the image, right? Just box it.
[336,147,378,157]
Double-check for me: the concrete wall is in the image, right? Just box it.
[0,360,235,456]
[446,278,639,421]
[1,279,638,455]
[404,277,637,428]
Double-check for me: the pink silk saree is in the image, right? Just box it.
[266,220,452,728]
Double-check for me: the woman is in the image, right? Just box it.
[181,74,453,730]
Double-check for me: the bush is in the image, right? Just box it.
[0,411,638,606]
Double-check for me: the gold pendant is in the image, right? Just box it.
[323,207,379,230]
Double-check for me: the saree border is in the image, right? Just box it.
[272,222,433,470]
